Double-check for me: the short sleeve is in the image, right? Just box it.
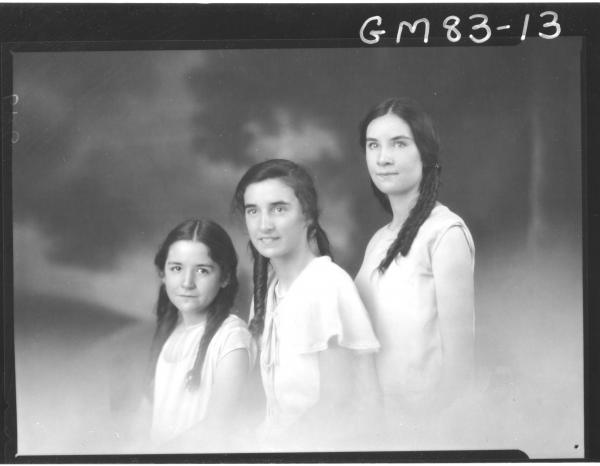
[431,221,475,269]
[280,260,380,354]
[214,316,257,368]
[334,271,382,352]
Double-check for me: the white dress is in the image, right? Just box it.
[258,256,380,441]
[151,313,254,444]
[355,204,475,414]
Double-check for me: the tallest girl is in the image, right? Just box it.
[355,98,475,428]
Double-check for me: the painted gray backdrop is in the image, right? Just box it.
[13,39,582,457]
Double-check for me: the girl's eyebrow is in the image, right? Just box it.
[166,260,214,268]
[244,200,291,208]
[195,263,215,269]
[366,135,412,141]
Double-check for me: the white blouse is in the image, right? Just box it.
[257,256,380,439]
[151,313,254,444]
[355,204,475,411]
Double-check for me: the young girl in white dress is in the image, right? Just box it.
[354,98,475,432]
[232,159,381,450]
[148,219,254,451]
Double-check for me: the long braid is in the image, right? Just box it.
[312,223,333,259]
[378,165,441,273]
[146,285,178,396]
[248,242,270,338]
[185,301,230,389]
[185,220,239,390]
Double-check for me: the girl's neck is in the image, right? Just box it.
[179,309,208,328]
[387,189,420,230]
[270,245,317,294]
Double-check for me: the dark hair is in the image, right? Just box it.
[232,158,332,338]
[148,218,239,392]
[359,97,441,273]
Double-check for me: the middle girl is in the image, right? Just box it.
[233,158,381,448]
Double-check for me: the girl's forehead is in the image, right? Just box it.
[367,113,412,137]
[167,240,214,261]
[244,178,298,203]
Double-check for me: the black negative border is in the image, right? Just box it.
[0,2,598,463]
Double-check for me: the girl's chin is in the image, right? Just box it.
[177,306,209,316]
[373,187,396,197]
[254,244,283,258]
[374,184,419,198]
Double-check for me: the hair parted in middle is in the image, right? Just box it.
[148,218,239,393]
[232,158,332,338]
[359,97,442,273]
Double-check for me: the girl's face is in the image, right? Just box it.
[243,178,310,261]
[365,113,423,198]
[163,240,225,317]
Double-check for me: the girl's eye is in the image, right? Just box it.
[196,268,209,275]
[245,207,257,216]
[393,140,407,148]
[273,206,286,214]
[367,141,378,150]
[169,265,182,272]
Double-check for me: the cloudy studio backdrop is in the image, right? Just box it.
[12,39,582,457]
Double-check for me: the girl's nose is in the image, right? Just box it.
[181,270,196,289]
[377,147,392,165]
[259,213,274,231]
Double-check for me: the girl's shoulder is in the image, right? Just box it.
[427,203,469,228]
[211,314,254,350]
[286,256,358,305]
[423,203,472,236]
[306,255,355,286]
[424,203,475,258]
[218,313,250,333]
[282,257,379,353]
[362,204,474,261]
[208,313,256,366]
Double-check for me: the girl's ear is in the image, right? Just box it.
[158,270,165,283]
[220,275,230,289]
[306,221,317,240]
